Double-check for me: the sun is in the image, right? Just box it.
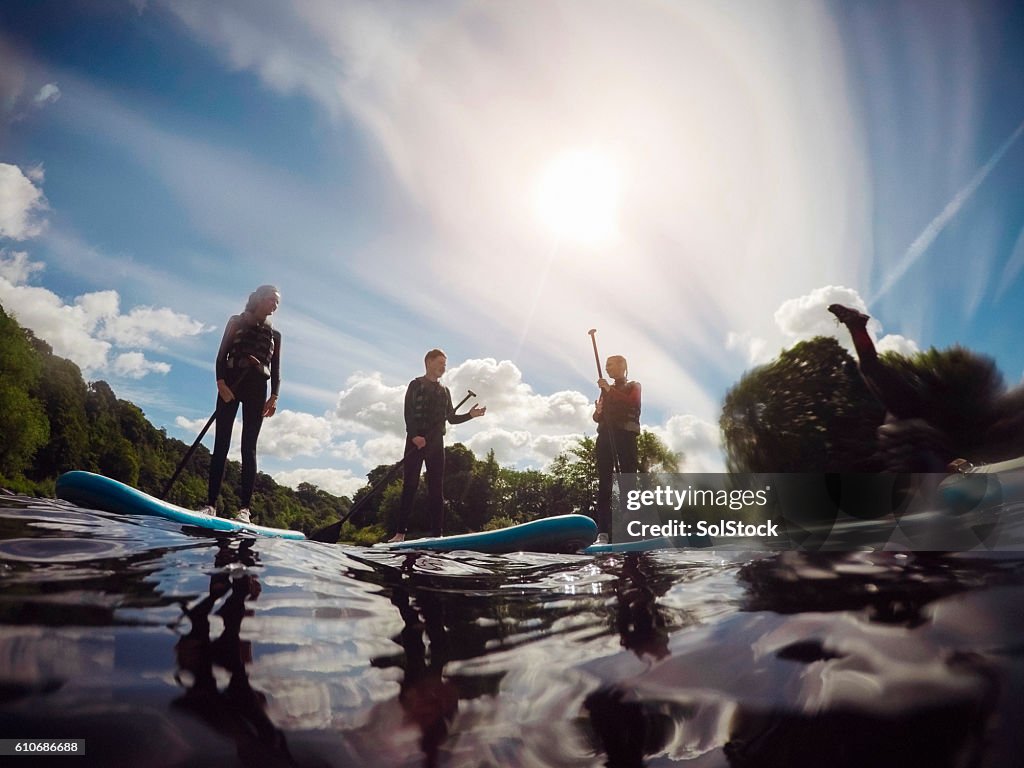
[534,148,620,247]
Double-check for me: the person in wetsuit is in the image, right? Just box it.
[828,303,954,471]
[388,349,486,542]
[593,354,641,544]
[200,285,281,523]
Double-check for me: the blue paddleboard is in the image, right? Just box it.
[582,536,712,555]
[938,457,1024,514]
[56,470,306,540]
[379,514,597,554]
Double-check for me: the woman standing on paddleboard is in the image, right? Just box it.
[199,285,281,524]
[593,354,641,544]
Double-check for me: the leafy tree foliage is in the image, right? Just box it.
[0,307,49,484]
[721,337,885,472]
[721,335,1023,472]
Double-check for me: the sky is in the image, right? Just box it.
[1,0,1023,496]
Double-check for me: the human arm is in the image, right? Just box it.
[214,316,241,402]
[262,331,281,417]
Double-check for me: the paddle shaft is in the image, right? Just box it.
[160,369,251,500]
[588,329,620,473]
[309,390,476,543]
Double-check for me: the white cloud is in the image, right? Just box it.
[112,351,171,379]
[33,83,60,107]
[258,409,333,458]
[332,371,406,434]
[273,468,365,498]
[0,249,43,283]
[99,304,208,347]
[651,414,725,473]
[773,285,920,360]
[0,251,208,378]
[0,163,48,240]
[726,331,771,367]
[876,333,919,357]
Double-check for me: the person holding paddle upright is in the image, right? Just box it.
[199,285,282,524]
[593,354,641,544]
[388,349,486,543]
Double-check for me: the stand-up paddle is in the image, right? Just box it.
[161,368,251,499]
[588,329,620,473]
[309,389,477,544]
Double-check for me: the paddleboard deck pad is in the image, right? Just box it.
[378,514,597,554]
[56,470,305,540]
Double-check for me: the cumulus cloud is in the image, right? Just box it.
[99,303,207,347]
[0,250,209,378]
[327,359,595,468]
[112,351,171,379]
[0,249,43,283]
[272,468,365,498]
[0,162,48,239]
[651,414,725,473]
[258,409,333,458]
[33,83,60,107]
[774,285,921,359]
[333,371,406,434]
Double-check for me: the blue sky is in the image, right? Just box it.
[1,0,1023,495]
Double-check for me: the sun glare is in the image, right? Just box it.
[534,148,620,247]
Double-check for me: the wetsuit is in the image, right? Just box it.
[207,313,281,509]
[394,377,473,537]
[838,311,952,471]
[594,380,641,537]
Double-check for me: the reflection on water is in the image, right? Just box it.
[1,494,1023,766]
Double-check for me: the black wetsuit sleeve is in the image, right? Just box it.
[214,316,240,381]
[446,387,472,425]
[270,331,281,397]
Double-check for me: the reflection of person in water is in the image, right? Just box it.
[829,303,955,471]
[613,552,671,662]
[371,554,458,768]
[172,540,293,766]
[585,553,673,766]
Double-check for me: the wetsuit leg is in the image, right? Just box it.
[616,430,640,474]
[396,439,425,535]
[423,440,446,537]
[596,431,615,535]
[234,377,268,508]
[208,396,241,507]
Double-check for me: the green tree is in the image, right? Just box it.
[637,429,682,472]
[28,352,90,478]
[547,436,598,516]
[721,336,884,472]
[0,306,49,481]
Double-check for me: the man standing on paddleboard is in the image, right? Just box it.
[388,349,486,542]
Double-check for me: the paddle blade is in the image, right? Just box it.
[309,519,344,544]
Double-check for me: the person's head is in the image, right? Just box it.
[605,355,628,380]
[245,285,281,318]
[424,349,447,380]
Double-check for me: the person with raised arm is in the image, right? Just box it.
[388,349,486,542]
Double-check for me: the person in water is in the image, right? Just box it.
[388,349,486,542]
[828,303,954,471]
[199,285,281,524]
[593,354,641,544]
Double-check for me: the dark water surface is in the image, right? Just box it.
[1,497,1024,767]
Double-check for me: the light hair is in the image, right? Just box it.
[245,284,280,313]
